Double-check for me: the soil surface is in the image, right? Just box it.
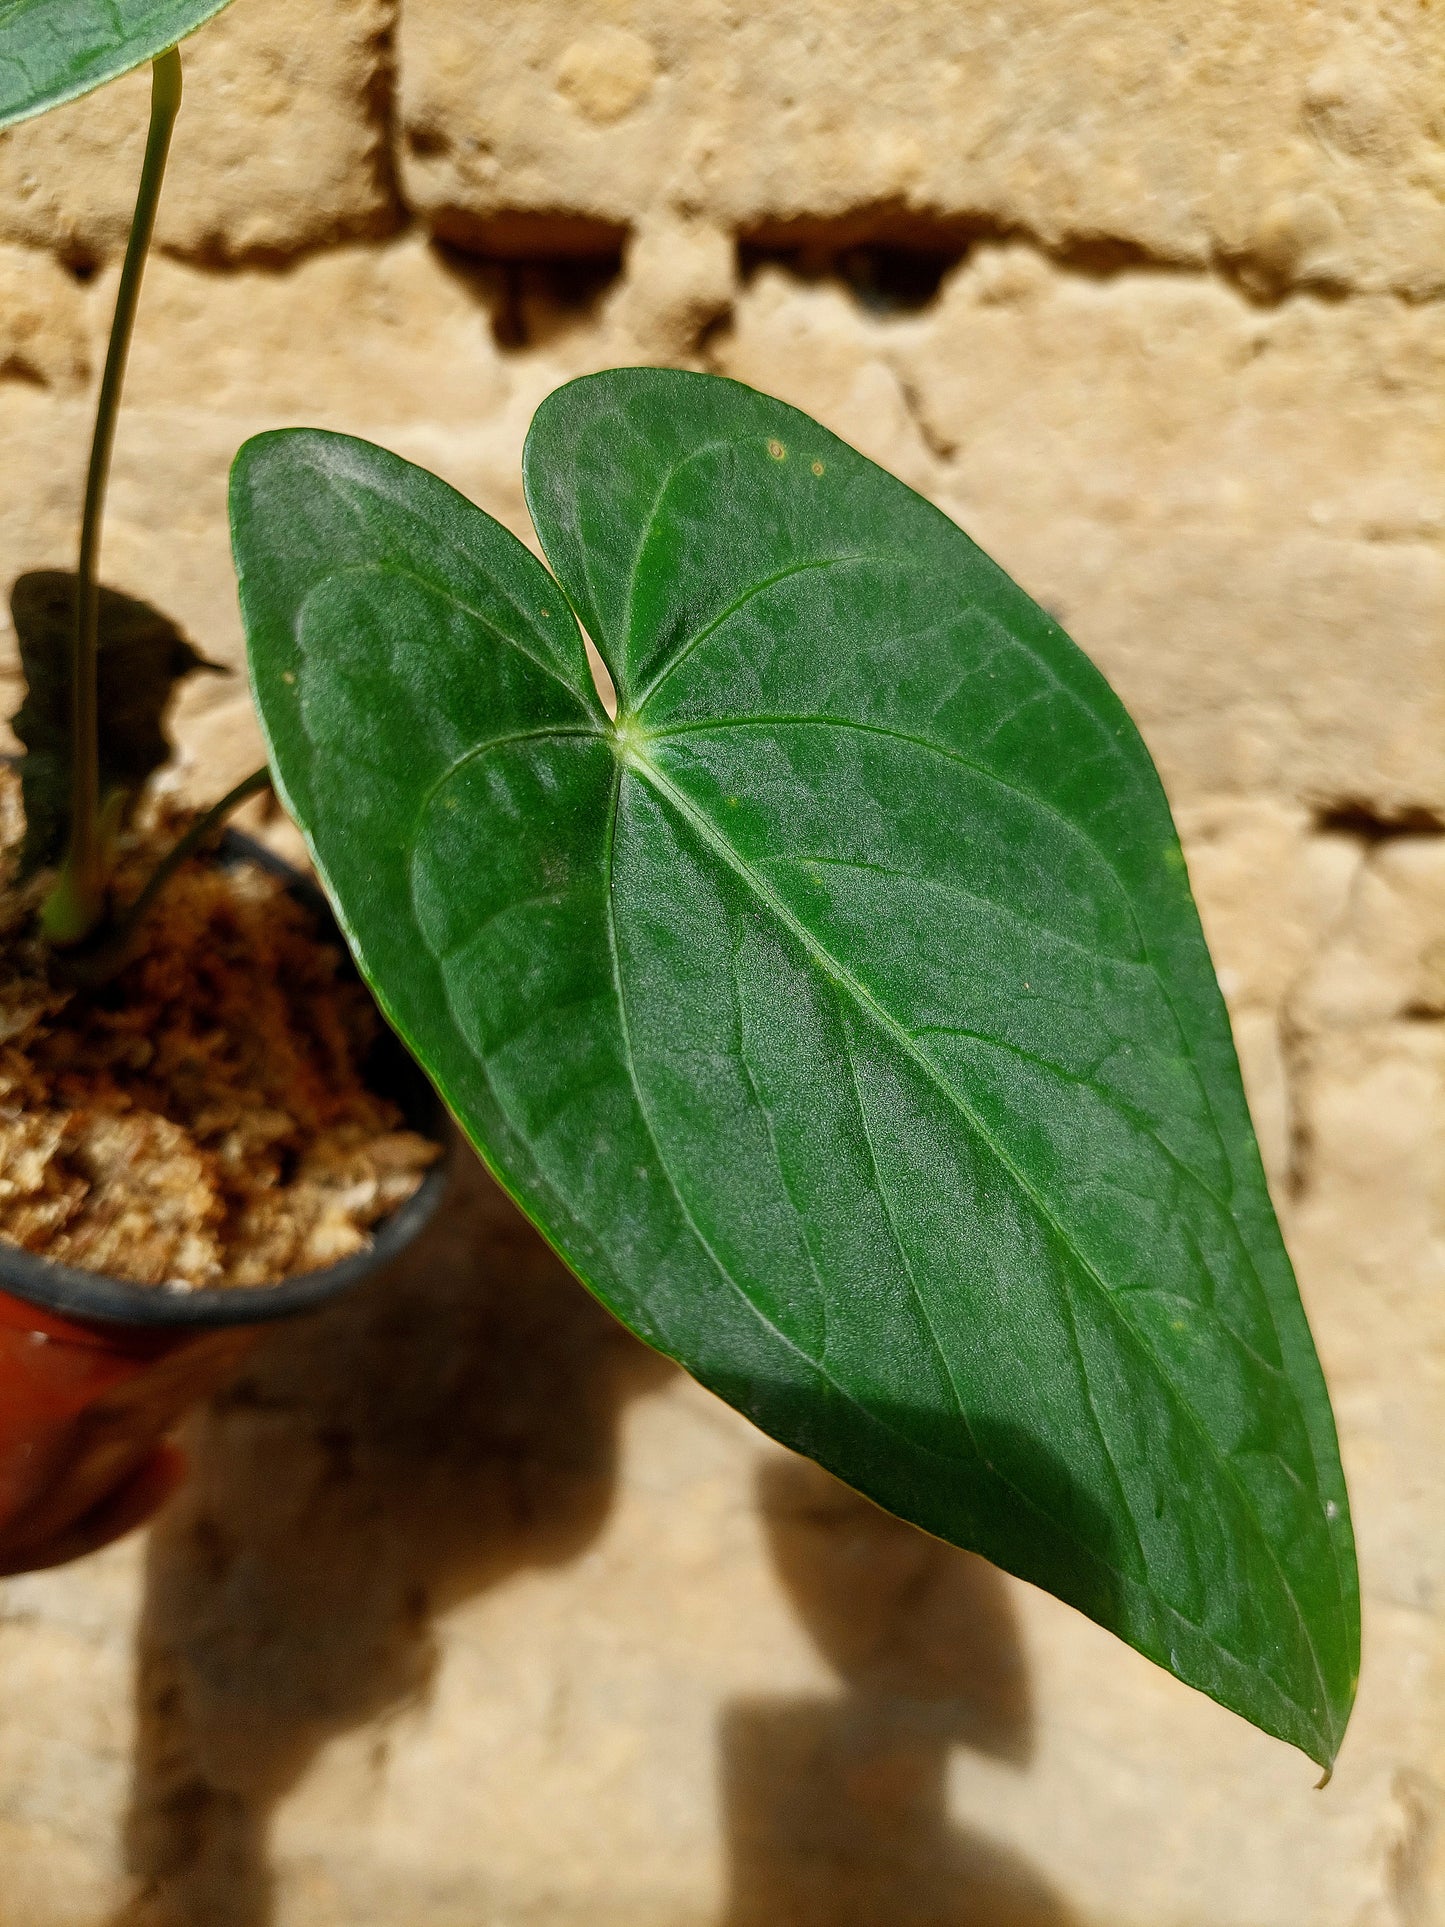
[0,779,438,1289]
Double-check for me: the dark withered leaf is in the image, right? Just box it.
[9,569,224,874]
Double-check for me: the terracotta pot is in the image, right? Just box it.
[0,833,448,1574]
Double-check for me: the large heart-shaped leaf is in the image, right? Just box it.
[231,369,1358,1767]
[0,0,232,128]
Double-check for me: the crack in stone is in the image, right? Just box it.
[1314,803,1445,844]
[1386,1768,1444,1927]
[360,0,405,240]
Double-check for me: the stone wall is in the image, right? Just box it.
[0,2,1442,1921]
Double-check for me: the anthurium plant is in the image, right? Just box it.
[3,0,1359,1773]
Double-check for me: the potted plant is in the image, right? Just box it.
[0,2,446,1575]
[5,0,1358,1785]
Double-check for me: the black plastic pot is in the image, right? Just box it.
[0,830,448,1569]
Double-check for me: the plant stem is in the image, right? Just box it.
[42,47,183,946]
[61,766,272,986]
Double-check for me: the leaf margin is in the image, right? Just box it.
[231,383,1361,1770]
[0,0,235,129]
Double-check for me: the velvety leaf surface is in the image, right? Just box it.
[231,370,1359,1766]
[9,569,222,872]
[0,0,231,127]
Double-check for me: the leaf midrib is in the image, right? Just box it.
[769,855,1281,1359]
[611,500,1335,1555]
[602,752,1261,1701]
[625,745,1334,1729]
[647,705,1352,1618]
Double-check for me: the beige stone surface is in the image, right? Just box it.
[0,0,398,263]
[399,0,1445,296]
[718,255,1445,813]
[0,243,90,389]
[0,0,1443,1921]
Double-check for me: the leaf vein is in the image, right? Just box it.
[634,752,1332,1720]
[635,555,871,710]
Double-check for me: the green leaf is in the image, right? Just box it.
[0,0,231,128]
[9,569,223,873]
[230,370,1359,1767]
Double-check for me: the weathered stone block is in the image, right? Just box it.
[719,252,1445,813]
[400,0,1445,296]
[0,244,89,389]
[0,0,398,263]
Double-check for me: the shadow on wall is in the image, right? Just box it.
[111,1147,1073,1926]
[428,223,628,351]
[110,1149,672,1927]
[719,1455,1075,1927]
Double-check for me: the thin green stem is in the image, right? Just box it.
[43,47,183,945]
[60,766,272,987]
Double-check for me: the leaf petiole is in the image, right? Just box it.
[58,765,271,986]
[42,46,184,945]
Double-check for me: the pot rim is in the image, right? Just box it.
[0,1156,448,1328]
[0,827,450,1330]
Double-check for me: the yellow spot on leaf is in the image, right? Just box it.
[767,439,786,460]
[811,459,825,476]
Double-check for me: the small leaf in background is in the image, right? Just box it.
[231,370,1359,1768]
[0,0,233,128]
[9,569,223,874]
